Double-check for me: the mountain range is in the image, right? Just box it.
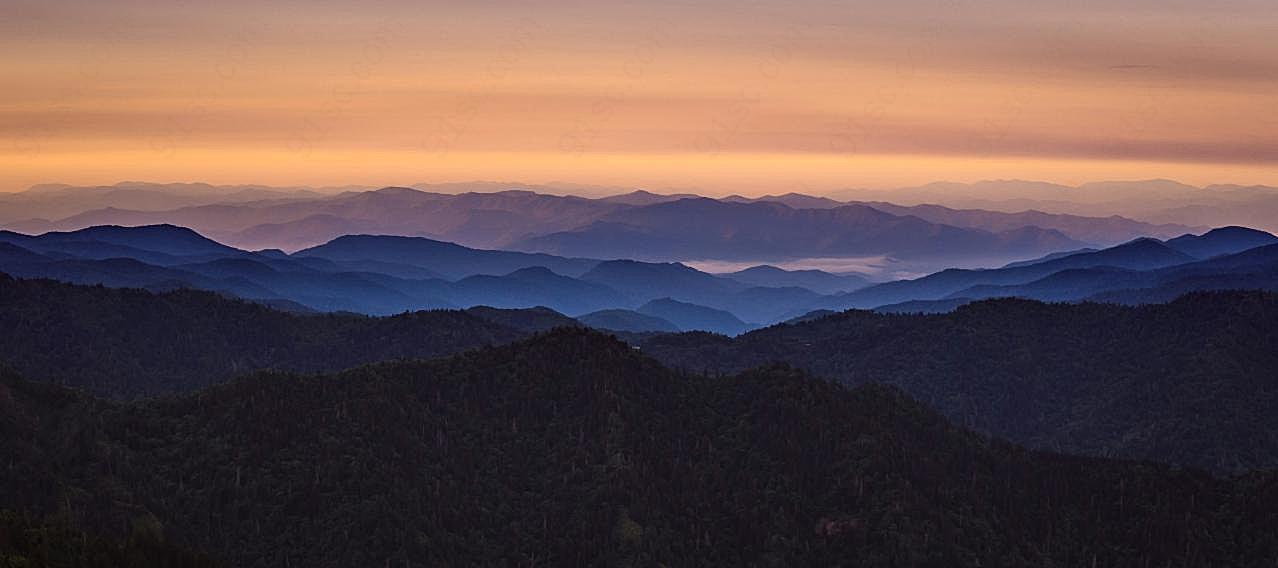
[835,179,1278,233]
[1,182,1203,273]
[510,198,1091,264]
[0,225,837,331]
[820,226,1278,310]
[2,222,1276,333]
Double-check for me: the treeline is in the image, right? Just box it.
[637,291,1278,473]
[2,329,1276,566]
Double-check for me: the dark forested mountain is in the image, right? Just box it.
[638,291,1278,473]
[0,274,529,398]
[462,305,582,333]
[513,198,1086,264]
[0,510,221,567]
[2,329,1275,566]
[873,297,974,314]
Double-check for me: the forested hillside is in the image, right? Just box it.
[638,291,1278,473]
[2,329,1275,566]
[0,510,221,567]
[0,274,527,398]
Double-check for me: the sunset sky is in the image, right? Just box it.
[3,0,1277,195]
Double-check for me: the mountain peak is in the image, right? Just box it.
[1202,225,1274,237]
[506,265,563,278]
[1164,225,1278,259]
[370,186,424,195]
[44,224,238,256]
[319,233,456,248]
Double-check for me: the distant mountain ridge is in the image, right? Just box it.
[0,225,828,330]
[953,241,1278,305]
[833,179,1278,233]
[856,201,1195,244]
[822,227,1278,310]
[513,198,1088,264]
[637,297,752,336]
[1164,225,1278,259]
[718,265,871,294]
[3,182,1208,268]
[295,233,599,279]
[3,222,1276,328]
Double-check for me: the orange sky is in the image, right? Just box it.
[3,0,1277,195]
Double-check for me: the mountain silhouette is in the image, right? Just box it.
[577,308,681,333]
[296,234,599,279]
[514,198,1087,264]
[719,264,871,294]
[1,224,239,258]
[950,240,1278,304]
[450,266,628,315]
[0,226,847,325]
[637,297,752,335]
[859,201,1195,244]
[830,237,1200,308]
[1164,226,1278,259]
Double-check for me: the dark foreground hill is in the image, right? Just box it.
[0,274,528,398]
[638,291,1278,473]
[0,510,221,567]
[2,329,1275,567]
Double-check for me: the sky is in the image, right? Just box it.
[3,0,1277,196]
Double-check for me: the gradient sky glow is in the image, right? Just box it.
[4,0,1277,195]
